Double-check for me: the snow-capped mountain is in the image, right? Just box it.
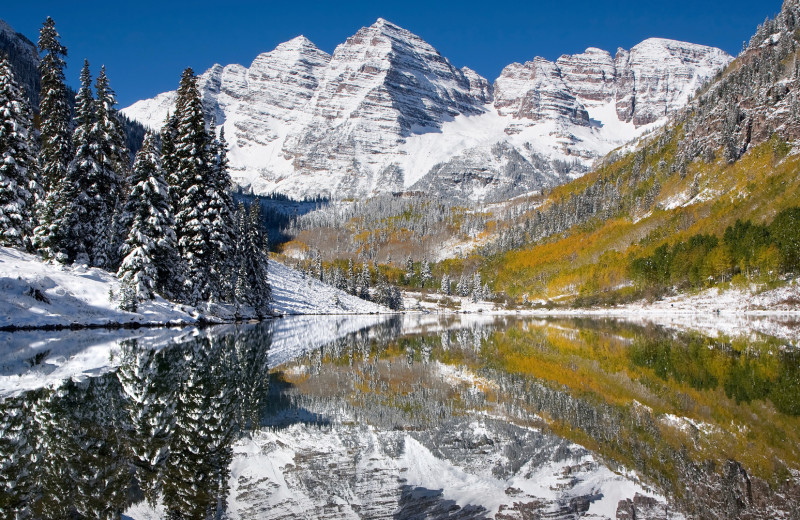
[123,19,731,202]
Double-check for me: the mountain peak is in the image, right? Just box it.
[371,17,398,29]
[276,35,319,51]
[630,37,731,58]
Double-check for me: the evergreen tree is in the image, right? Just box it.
[420,260,432,288]
[33,17,71,257]
[60,60,119,266]
[375,273,403,310]
[233,201,271,316]
[159,112,179,206]
[346,258,356,294]
[472,272,483,302]
[36,17,70,193]
[171,68,235,303]
[440,273,451,295]
[314,253,323,281]
[456,275,470,297]
[358,262,372,298]
[404,255,415,283]
[117,132,182,302]
[94,66,130,268]
[208,123,236,301]
[0,55,39,249]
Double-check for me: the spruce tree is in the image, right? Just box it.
[346,258,355,294]
[60,60,114,266]
[233,201,271,316]
[0,55,39,249]
[456,274,469,297]
[171,68,234,302]
[117,132,182,302]
[159,112,179,205]
[420,260,432,287]
[471,272,483,302]
[36,17,70,193]
[33,17,71,258]
[94,66,130,268]
[440,273,451,295]
[357,262,371,300]
[207,123,236,301]
[233,202,250,306]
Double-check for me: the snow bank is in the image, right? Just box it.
[529,283,800,342]
[269,259,385,315]
[0,246,196,328]
[0,246,386,329]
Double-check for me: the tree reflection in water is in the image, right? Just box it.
[1,316,799,519]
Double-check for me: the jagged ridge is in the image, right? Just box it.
[122,20,731,202]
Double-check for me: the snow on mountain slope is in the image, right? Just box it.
[126,411,667,519]
[410,38,732,202]
[0,246,385,330]
[123,22,731,203]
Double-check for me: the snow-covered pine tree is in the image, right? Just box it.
[456,274,469,297]
[60,61,120,266]
[171,68,217,302]
[207,122,236,301]
[420,260,432,288]
[33,17,71,258]
[117,132,182,303]
[232,201,271,316]
[314,253,322,281]
[0,55,39,249]
[357,262,371,299]
[159,112,179,205]
[440,273,451,295]
[375,273,403,310]
[404,255,414,283]
[94,66,130,268]
[471,272,483,302]
[346,259,355,294]
[36,17,70,194]
[233,202,250,306]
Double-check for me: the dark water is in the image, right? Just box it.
[1,315,799,519]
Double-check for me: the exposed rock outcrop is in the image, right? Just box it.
[123,21,731,202]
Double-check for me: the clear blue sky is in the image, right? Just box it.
[2,0,777,107]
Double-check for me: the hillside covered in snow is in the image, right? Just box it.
[0,246,386,330]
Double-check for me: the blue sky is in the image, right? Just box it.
[2,0,777,107]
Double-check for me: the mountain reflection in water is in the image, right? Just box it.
[1,315,798,519]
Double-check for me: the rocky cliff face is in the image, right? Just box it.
[489,38,730,134]
[669,0,800,164]
[123,20,731,202]
[280,18,491,197]
[0,19,40,109]
[493,57,589,126]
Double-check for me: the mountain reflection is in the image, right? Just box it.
[0,316,798,519]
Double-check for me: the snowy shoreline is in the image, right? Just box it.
[0,246,388,332]
[3,244,798,342]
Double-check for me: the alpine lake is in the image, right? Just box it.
[1,314,799,519]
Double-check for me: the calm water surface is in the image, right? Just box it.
[1,315,799,519]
